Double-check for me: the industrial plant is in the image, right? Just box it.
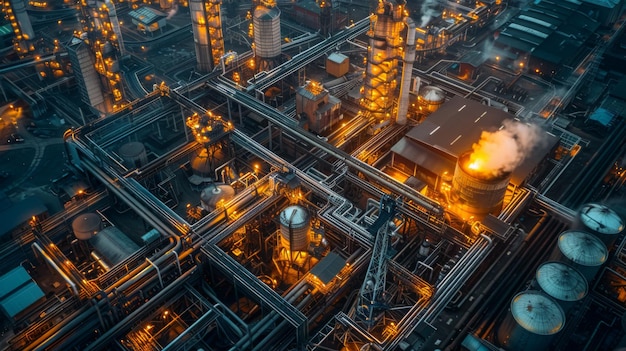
[1,0,626,350]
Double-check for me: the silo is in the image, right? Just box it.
[72,213,102,240]
[419,86,445,114]
[452,152,511,220]
[253,5,281,71]
[552,230,607,281]
[279,205,310,251]
[578,203,624,248]
[497,290,565,351]
[119,142,147,169]
[535,261,587,313]
[200,183,235,211]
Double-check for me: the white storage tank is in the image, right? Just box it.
[578,203,624,248]
[534,261,587,313]
[551,230,608,282]
[119,142,147,169]
[200,183,235,211]
[418,86,445,114]
[72,213,102,240]
[497,290,565,351]
[279,205,310,251]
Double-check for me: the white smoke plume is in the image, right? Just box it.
[167,4,178,20]
[419,0,437,27]
[468,120,548,177]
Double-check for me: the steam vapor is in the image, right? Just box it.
[167,4,178,20]
[419,0,437,27]
[469,120,547,177]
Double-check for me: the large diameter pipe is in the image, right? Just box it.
[32,242,79,297]
[83,267,198,351]
[396,17,416,125]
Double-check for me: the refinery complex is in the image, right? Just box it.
[2,0,626,350]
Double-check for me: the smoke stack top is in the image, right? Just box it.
[467,120,546,178]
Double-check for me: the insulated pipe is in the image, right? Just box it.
[79,157,182,292]
[32,242,79,297]
[396,17,416,125]
[228,281,312,350]
[83,267,198,351]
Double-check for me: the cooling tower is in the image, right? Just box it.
[497,290,565,351]
[279,205,310,251]
[452,152,511,220]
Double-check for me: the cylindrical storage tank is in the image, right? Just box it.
[452,152,511,220]
[418,239,431,257]
[534,261,587,313]
[72,213,102,240]
[497,290,565,351]
[119,142,147,169]
[551,230,608,281]
[419,86,445,113]
[579,203,624,248]
[279,205,310,252]
[253,6,281,60]
[200,184,235,211]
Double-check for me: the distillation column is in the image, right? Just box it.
[360,0,407,123]
[74,0,126,112]
[190,0,225,72]
[4,0,35,56]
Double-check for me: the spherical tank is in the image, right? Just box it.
[419,86,445,113]
[72,213,102,240]
[253,6,281,59]
[191,148,212,177]
[535,261,587,313]
[579,203,624,247]
[200,184,235,211]
[452,152,511,220]
[497,290,565,351]
[119,142,147,169]
[552,230,607,281]
[279,205,310,251]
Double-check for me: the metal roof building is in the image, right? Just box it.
[390,96,559,188]
[0,266,45,319]
[493,0,599,78]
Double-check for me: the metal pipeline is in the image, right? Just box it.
[32,242,79,297]
[227,281,312,351]
[84,266,198,351]
[79,157,182,292]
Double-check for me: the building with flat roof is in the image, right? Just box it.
[493,0,599,78]
[391,96,559,189]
